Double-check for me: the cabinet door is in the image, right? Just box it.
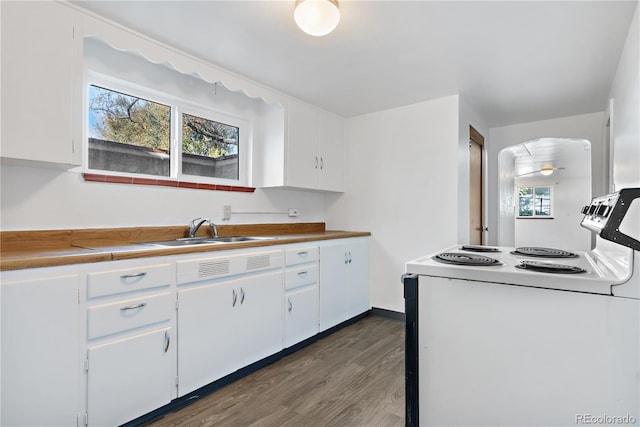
[318,110,345,192]
[346,239,371,318]
[285,285,319,347]
[236,271,284,368]
[1,273,79,427]
[0,1,81,165]
[177,280,240,396]
[87,327,174,427]
[319,244,348,331]
[287,98,319,189]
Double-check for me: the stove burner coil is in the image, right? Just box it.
[460,245,501,253]
[515,260,586,274]
[511,247,578,258]
[433,253,502,266]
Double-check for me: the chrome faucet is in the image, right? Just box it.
[188,217,210,238]
[210,222,219,239]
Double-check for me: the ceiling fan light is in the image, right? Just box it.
[540,167,554,176]
[294,0,340,37]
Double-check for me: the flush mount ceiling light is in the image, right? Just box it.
[294,0,340,37]
[540,167,554,176]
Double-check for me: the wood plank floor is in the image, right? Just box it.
[147,315,405,427]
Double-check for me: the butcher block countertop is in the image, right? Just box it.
[0,223,370,271]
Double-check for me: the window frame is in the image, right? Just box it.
[84,71,249,187]
[516,185,554,219]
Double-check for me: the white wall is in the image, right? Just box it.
[457,97,489,244]
[514,176,591,251]
[488,112,605,246]
[325,95,460,313]
[0,162,324,230]
[609,4,640,190]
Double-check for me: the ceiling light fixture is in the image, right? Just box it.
[540,167,554,176]
[294,0,340,37]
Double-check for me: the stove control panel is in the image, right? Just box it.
[581,188,640,251]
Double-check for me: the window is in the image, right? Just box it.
[86,75,247,186]
[181,113,239,180]
[88,85,171,176]
[517,186,552,217]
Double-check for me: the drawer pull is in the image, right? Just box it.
[240,287,245,304]
[297,251,308,257]
[297,271,308,277]
[120,302,147,311]
[164,331,171,353]
[120,272,147,280]
[288,298,293,312]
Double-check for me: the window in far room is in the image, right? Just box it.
[517,186,552,218]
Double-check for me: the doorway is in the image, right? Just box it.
[469,126,484,245]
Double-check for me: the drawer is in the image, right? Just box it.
[87,263,172,298]
[285,264,318,290]
[285,246,319,267]
[88,291,172,340]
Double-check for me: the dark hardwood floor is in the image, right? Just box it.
[148,315,405,427]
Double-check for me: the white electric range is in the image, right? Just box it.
[403,188,640,427]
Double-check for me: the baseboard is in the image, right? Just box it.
[370,307,405,322]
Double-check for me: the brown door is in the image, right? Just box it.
[469,126,484,245]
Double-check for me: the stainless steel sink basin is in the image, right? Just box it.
[144,236,274,247]
[213,236,274,243]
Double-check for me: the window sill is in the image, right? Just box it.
[83,173,255,193]
[516,216,554,219]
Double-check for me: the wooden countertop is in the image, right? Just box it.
[0,223,370,271]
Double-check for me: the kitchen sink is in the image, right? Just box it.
[143,236,274,247]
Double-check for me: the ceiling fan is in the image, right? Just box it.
[516,166,565,177]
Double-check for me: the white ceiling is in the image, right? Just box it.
[73,0,637,127]
[511,138,592,180]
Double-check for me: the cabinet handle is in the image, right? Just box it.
[164,331,171,353]
[120,302,147,311]
[297,251,308,257]
[344,252,349,264]
[288,298,293,312]
[120,272,147,280]
[232,289,237,307]
[240,287,245,304]
[348,251,353,264]
[314,156,318,169]
[297,271,308,277]
[320,157,324,170]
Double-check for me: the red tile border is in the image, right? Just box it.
[82,173,256,193]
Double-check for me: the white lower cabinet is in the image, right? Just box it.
[1,270,80,427]
[285,285,319,346]
[284,245,319,347]
[319,237,371,331]
[176,250,284,396]
[87,327,174,427]
[1,237,370,425]
[83,258,175,427]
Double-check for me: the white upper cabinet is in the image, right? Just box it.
[0,1,82,167]
[286,99,345,192]
[259,99,345,192]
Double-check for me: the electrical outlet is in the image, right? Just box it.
[288,208,299,217]
[222,205,232,220]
